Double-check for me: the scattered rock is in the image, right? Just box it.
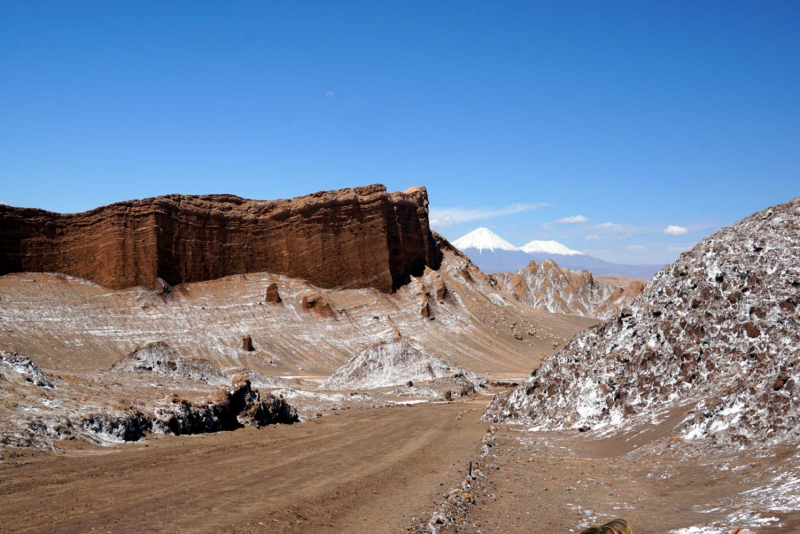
[82,376,298,442]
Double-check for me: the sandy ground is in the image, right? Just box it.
[4,396,798,534]
[409,423,800,534]
[0,400,490,534]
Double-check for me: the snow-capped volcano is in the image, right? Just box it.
[451,228,520,253]
[520,240,584,256]
[451,228,664,278]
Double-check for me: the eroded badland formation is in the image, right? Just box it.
[1,184,797,533]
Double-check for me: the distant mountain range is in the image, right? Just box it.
[451,227,664,279]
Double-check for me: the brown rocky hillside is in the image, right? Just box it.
[494,259,644,319]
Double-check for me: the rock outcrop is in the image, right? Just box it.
[299,292,335,317]
[82,375,298,442]
[494,259,644,319]
[111,342,226,383]
[0,184,439,293]
[323,338,485,390]
[265,283,281,303]
[485,196,800,450]
[0,351,55,389]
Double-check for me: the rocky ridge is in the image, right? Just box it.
[485,196,800,451]
[0,184,439,293]
[494,259,644,319]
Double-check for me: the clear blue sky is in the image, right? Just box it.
[2,1,798,264]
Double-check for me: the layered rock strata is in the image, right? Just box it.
[0,184,439,293]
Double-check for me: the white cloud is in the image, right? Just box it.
[626,245,647,252]
[585,233,633,242]
[539,222,555,230]
[664,225,689,236]
[592,222,628,231]
[325,91,335,97]
[430,202,549,229]
[555,215,588,224]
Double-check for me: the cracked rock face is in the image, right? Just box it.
[0,184,439,293]
[486,196,800,451]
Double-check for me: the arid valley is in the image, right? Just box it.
[3,4,799,533]
[1,185,799,533]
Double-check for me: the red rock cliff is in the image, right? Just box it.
[0,184,440,292]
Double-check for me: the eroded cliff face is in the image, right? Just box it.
[0,184,439,292]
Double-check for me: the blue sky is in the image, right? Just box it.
[1,1,798,264]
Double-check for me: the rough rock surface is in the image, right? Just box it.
[299,292,335,317]
[0,184,439,293]
[494,259,644,319]
[485,196,800,450]
[82,375,298,442]
[265,283,281,303]
[0,351,54,389]
[111,342,226,384]
[322,338,484,390]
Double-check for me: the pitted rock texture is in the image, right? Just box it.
[0,184,439,293]
[494,259,644,319]
[485,196,800,450]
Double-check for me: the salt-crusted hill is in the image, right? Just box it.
[486,196,800,451]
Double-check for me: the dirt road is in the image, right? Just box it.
[0,400,488,533]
